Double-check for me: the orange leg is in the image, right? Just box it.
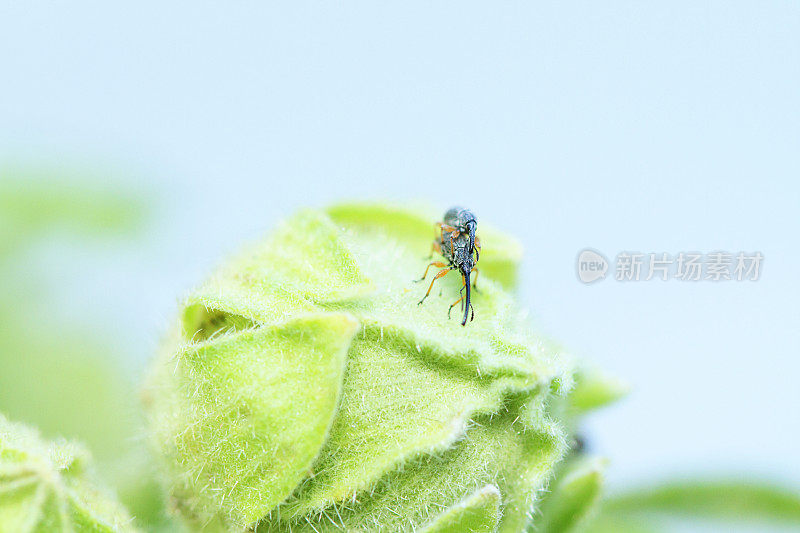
[447,294,464,319]
[474,236,481,260]
[471,267,479,289]
[415,261,448,282]
[437,222,457,239]
[418,268,451,305]
[449,231,460,259]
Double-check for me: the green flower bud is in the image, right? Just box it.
[145,204,575,532]
[0,413,137,532]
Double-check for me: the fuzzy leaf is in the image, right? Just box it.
[147,313,359,528]
[420,484,501,533]
[258,402,565,532]
[277,333,563,520]
[182,210,372,332]
[0,414,137,532]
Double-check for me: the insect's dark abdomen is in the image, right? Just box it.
[441,234,469,265]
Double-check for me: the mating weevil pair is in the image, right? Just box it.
[415,207,481,326]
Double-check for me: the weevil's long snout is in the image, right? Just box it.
[461,266,472,326]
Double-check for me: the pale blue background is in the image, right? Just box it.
[2,0,798,506]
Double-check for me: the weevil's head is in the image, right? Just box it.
[463,219,478,259]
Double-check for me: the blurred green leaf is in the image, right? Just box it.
[584,479,800,533]
[568,368,629,415]
[0,320,132,460]
[535,456,607,533]
[0,167,147,258]
[0,168,168,530]
[581,514,656,533]
[0,168,146,232]
[604,479,800,522]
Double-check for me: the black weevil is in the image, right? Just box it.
[415,207,480,326]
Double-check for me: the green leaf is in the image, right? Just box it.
[257,402,565,532]
[419,484,501,533]
[276,333,555,519]
[534,456,606,533]
[182,210,373,332]
[0,414,137,532]
[147,313,359,529]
